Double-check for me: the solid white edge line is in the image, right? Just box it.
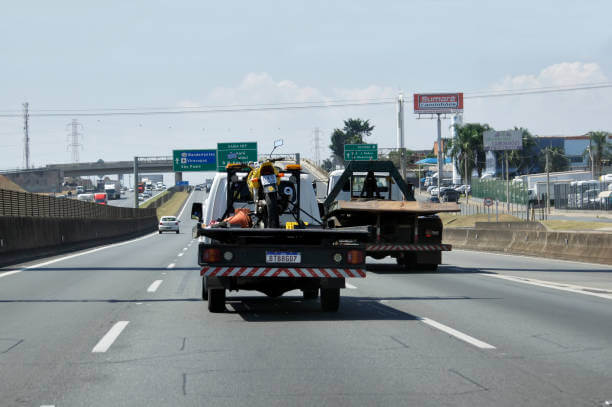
[147,280,163,293]
[0,232,158,279]
[346,283,357,289]
[92,321,129,353]
[452,248,612,268]
[167,263,175,269]
[479,273,612,300]
[420,317,496,349]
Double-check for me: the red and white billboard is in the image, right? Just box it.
[413,93,463,114]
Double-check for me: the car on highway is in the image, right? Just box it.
[439,188,460,202]
[194,185,202,191]
[158,216,180,234]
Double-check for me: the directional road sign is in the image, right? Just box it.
[172,149,217,172]
[217,142,258,171]
[344,144,378,161]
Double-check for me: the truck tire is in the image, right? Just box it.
[303,288,318,300]
[320,288,340,312]
[158,231,162,234]
[396,254,416,270]
[201,277,208,301]
[176,230,179,234]
[208,288,225,313]
[265,192,280,228]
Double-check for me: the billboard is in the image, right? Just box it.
[483,130,523,151]
[413,93,463,114]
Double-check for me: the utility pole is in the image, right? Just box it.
[397,93,406,180]
[313,127,321,166]
[66,119,84,163]
[505,151,510,211]
[133,156,139,209]
[437,113,442,195]
[546,148,551,215]
[23,102,30,169]
[589,138,595,179]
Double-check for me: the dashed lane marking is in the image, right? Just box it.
[167,263,175,269]
[92,321,129,353]
[182,247,188,251]
[147,280,163,293]
[420,317,496,349]
[178,253,184,257]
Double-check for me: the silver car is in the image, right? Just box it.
[159,216,180,234]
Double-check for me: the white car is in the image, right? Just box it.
[159,216,180,234]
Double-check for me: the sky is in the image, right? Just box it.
[1,0,611,183]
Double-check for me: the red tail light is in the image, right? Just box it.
[202,248,221,263]
[347,250,364,265]
[175,222,179,225]
[159,222,163,225]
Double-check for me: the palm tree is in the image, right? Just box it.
[447,123,490,184]
[586,131,612,178]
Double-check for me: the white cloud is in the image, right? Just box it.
[468,62,612,136]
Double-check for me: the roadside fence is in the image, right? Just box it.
[0,189,156,218]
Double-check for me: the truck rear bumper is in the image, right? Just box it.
[201,266,366,278]
[366,244,451,251]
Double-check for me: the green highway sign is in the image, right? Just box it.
[172,149,217,172]
[217,142,258,171]
[344,144,378,161]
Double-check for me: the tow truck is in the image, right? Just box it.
[323,161,459,271]
[192,161,371,313]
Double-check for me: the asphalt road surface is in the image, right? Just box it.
[1,190,611,406]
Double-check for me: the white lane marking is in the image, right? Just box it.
[479,273,612,300]
[420,317,496,349]
[177,190,195,220]
[182,247,188,251]
[167,263,175,269]
[177,253,184,257]
[0,232,157,280]
[147,280,163,293]
[92,321,129,353]
[40,405,55,407]
[346,283,357,289]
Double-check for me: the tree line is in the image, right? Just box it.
[322,118,611,180]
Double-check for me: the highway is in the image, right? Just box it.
[1,190,611,406]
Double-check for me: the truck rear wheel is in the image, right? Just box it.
[303,288,318,300]
[201,277,208,301]
[208,288,225,312]
[320,288,340,312]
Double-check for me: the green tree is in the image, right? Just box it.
[385,149,413,169]
[585,131,612,177]
[329,118,374,164]
[539,147,570,173]
[447,123,491,184]
[321,158,333,172]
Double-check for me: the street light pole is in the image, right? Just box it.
[133,156,139,209]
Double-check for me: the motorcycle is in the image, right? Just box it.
[247,159,282,228]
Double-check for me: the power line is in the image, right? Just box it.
[0,82,610,118]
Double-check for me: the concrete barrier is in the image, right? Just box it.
[0,215,157,267]
[444,226,612,265]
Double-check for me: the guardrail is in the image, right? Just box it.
[0,189,156,218]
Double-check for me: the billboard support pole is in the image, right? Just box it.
[437,113,442,195]
[397,93,406,180]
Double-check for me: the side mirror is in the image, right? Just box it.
[274,138,284,148]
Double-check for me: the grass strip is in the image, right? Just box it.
[541,220,612,232]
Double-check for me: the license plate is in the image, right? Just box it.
[266,251,301,263]
[261,175,276,186]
